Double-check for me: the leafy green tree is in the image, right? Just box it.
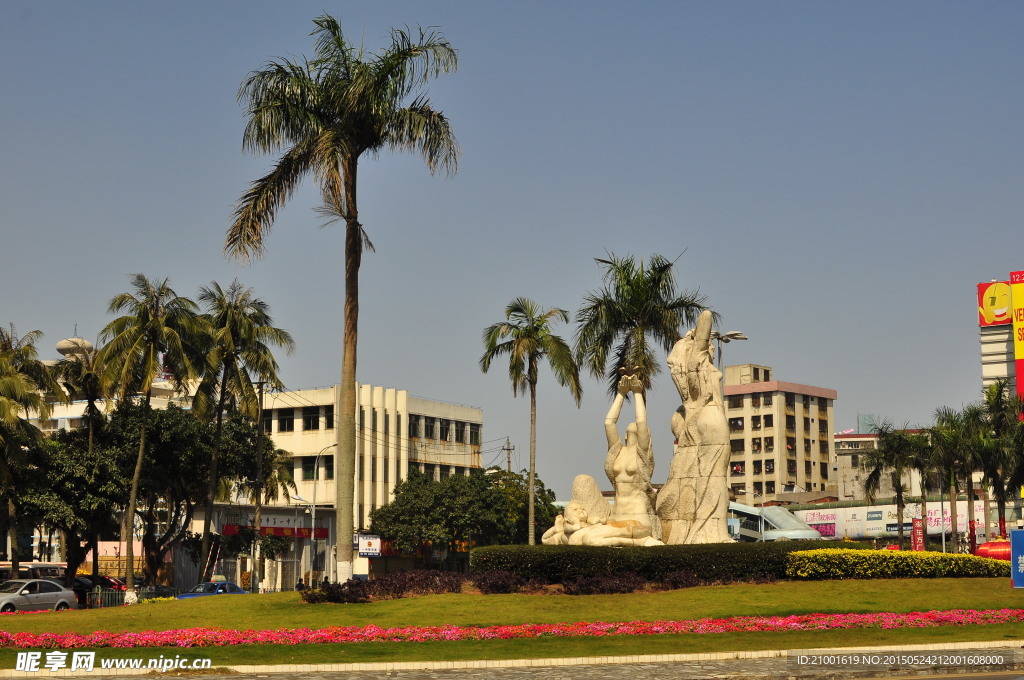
[480,298,581,545]
[370,468,557,561]
[99,274,205,598]
[227,15,459,581]
[575,253,710,396]
[194,280,294,580]
[0,326,63,573]
[860,421,929,549]
[22,431,125,585]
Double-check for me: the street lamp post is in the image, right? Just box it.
[311,443,337,584]
[710,330,748,370]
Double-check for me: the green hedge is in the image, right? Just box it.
[786,549,1011,580]
[470,541,873,583]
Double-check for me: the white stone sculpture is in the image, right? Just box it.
[656,309,732,544]
[561,375,663,547]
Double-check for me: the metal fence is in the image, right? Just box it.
[85,586,179,608]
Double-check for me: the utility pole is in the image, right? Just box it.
[503,438,514,473]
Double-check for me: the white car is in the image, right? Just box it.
[0,578,79,613]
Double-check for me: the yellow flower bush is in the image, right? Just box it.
[786,548,1009,580]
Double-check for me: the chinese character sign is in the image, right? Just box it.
[1012,530,1024,589]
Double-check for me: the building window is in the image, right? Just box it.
[819,441,829,454]
[728,417,744,433]
[303,406,319,431]
[753,367,760,381]
[409,414,420,438]
[469,423,481,445]
[787,460,797,474]
[372,410,377,432]
[751,415,761,430]
[764,414,774,428]
[785,393,795,408]
[805,461,812,476]
[424,417,436,439]
[731,484,745,495]
[455,421,465,443]
[301,456,317,480]
[260,410,272,434]
[751,394,761,407]
[325,455,334,480]
[325,405,334,429]
[359,407,365,431]
[754,481,763,494]
[765,460,775,474]
[820,462,828,480]
[766,481,776,494]
[752,437,762,452]
[731,461,745,475]
[787,437,796,451]
[851,454,859,467]
[753,460,762,474]
[762,393,773,406]
[764,436,775,452]
[727,395,743,409]
[763,369,771,381]
[803,417,811,430]
[786,415,796,430]
[440,419,451,441]
[278,408,294,432]
[730,439,745,453]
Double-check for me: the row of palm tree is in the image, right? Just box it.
[1,275,292,600]
[480,254,710,544]
[861,379,1024,551]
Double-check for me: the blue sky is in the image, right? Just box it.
[2,2,1022,496]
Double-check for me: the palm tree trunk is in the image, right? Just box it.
[336,156,360,582]
[946,471,959,551]
[199,372,230,580]
[895,483,905,549]
[528,380,537,546]
[919,492,928,552]
[124,390,152,604]
[7,497,18,576]
[965,475,977,553]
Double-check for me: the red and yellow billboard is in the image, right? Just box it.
[978,280,1012,326]
[1011,271,1024,399]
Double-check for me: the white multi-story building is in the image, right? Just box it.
[723,364,838,505]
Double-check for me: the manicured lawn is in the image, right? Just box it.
[0,579,1021,668]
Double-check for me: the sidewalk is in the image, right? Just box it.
[4,639,1022,679]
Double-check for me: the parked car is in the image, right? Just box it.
[0,579,78,613]
[176,582,247,599]
[42,576,93,608]
[89,575,126,591]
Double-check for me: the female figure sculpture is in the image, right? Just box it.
[567,373,663,547]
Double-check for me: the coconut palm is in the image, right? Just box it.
[575,253,710,396]
[226,15,459,580]
[99,274,205,600]
[932,405,991,552]
[194,280,294,580]
[981,379,1021,537]
[860,421,927,549]
[54,339,114,576]
[480,298,582,545]
[0,327,59,576]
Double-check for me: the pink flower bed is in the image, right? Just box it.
[1,609,1022,649]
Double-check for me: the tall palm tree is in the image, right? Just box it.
[932,405,991,552]
[99,274,205,601]
[981,379,1020,537]
[194,279,294,581]
[860,421,926,549]
[0,327,59,576]
[480,298,582,545]
[226,15,459,580]
[54,338,113,576]
[575,253,710,396]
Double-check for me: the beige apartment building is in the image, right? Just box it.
[723,364,838,505]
